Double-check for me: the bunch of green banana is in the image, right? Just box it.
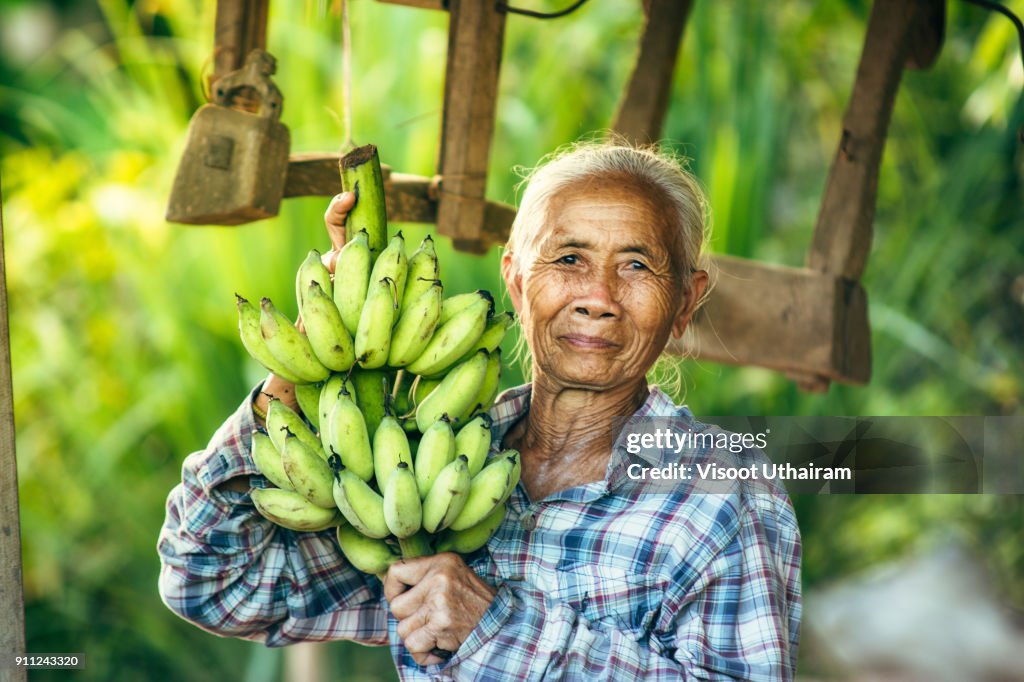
[237,144,523,572]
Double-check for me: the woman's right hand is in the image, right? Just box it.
[321,191,356,275]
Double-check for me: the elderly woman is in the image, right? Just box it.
[158,142,801,680]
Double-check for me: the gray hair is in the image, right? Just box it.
[504,138,715,391]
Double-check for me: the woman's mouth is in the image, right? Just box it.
[560,334,619,350]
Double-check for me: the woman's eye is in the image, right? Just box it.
[556,254,578,265]
[629,260,649,271]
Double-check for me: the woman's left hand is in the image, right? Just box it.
[384,553,497,666]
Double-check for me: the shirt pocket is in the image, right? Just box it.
[548,564,664,641]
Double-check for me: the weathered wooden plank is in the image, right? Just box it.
[435,0,506,248]
[673,256,871,385]
[0,182,27,682]
[213,0,269,82]
[376,0,447,9]
[284,154,515,245]
[612,0,694,144]
[807,0,928,281]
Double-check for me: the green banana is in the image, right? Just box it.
[422,455,471,533]
[415,351,491,432]
[301,280,355,371]
[454,414,493,477]
[373,411,412,485]
[296,248,332,308]
[439,290,488,325]
[354,277,398,369]
[318,374,355,448]
[458,311,514,363]
[333,229,372,336]
[368,232,408,310]
[266,398,324,458]
[434,503,507,554]
[401,235,439,315]
[281,429,336,509]
[252,488,341,532]
[236,295,304,384]
[414,416,455,497]
[460,348,502,423]
[336,523,399,575]
[383,461,422,539]
[387,280,442,367]
[260,297,330,384]
[294,382,322,431]
[329,456,390,539]
[324,385,375,481]
[340,144,388,258]
[251,430,294,491]
[405,295,491,377]
[449,450,521,531]
[351,368,389,439]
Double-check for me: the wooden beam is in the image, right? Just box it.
[807,0,930,281]
[283,153,515,244]
[435,0,506,251]
[0,181,27,682]
[672,255,871,385]
[212,0,269,83]
[612,0,694,144]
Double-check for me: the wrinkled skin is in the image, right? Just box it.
[323,184,706,664]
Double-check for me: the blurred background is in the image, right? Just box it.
[1,0,1022,679]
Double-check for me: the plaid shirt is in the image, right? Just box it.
[159,382,801,681]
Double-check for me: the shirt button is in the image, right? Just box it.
[520,513,535,530]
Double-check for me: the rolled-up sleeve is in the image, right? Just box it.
[156,385,389,646]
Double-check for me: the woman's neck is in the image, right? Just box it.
[506,373,648,500]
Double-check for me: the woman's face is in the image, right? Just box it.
[503,179,707,391]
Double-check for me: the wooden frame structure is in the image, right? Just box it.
[188,0,948,393]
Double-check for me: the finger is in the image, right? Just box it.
[387,578,432,621]
[410,650,446,667]
[403,626,439,656]
[387,555,441,587]
[324,192,355,251]
[321,248,339,277]
[396,608,430,641]
[383,565,415,605]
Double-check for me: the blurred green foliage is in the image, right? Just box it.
[0,0,1021,679]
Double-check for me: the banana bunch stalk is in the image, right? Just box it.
[237,144,521,571]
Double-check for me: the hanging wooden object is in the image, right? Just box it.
[612,0,694,145]
[0,182,27,682]
[166,49,290,225]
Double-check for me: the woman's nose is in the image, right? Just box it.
[573,274,621,319]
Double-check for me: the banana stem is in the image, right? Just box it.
[340,144,388,259]
[398,532,432,559]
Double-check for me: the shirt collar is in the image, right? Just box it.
[487,383,694,500]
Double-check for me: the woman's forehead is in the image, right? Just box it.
[535,181,676,253]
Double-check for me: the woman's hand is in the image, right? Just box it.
[384,553,497,667]
[321,191,356,275]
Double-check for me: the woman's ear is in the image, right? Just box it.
[501,250,524,315]
[671,270,709,339]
